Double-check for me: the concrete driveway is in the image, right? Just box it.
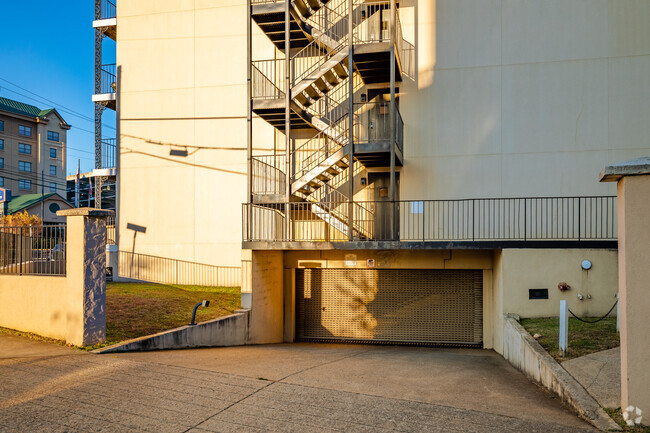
[0,335,597,432]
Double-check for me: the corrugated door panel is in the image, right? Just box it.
[296,269,483,345]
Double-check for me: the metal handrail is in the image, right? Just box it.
[252,155,286,195]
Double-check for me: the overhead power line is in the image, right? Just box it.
[0,78,116,131]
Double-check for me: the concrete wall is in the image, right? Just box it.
[248,250,284,344]
[0,210,110,346]
[502,316,619,431]
[116,0,276,269]
[491,248,618,354]
[498,249,618,318]
[399,0,650,201]
[0,275,69,339]
[97,310,249,353]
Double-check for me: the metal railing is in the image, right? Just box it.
[252,154,286,196]
[353,101,404,153]
[252,60,285,100]
[98,0,116,20]
[243,196,618,243]
[0,224,66,275]
[118,251,241,287]
[293,114,349,182]
[106,216,116,245]
[101,138,116,169]
[99,63,116,94]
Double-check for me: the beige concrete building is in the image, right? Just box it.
[111,1,649,350]
[0,97,69,197]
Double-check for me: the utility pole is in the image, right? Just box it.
[41,171,44,218]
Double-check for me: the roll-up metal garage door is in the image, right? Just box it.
[296,269,483,345]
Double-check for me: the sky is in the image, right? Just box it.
[0,1,116,176]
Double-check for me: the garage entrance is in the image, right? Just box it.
[295,269,483,345]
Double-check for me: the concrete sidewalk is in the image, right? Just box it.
[0,334,598,432]
[563,347,621,409]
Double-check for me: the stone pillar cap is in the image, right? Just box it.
[599,156,650,182]
[57,208,115,217]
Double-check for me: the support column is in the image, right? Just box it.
[58,208,114,346]
[600,157,650,419]
[347,0,354,240]
[389,0,397,240]
[284,0,292,241]
[246,0,253,241]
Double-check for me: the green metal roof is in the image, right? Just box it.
[6,193,57,214]
[0,97,57,120]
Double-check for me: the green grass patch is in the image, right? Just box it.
[106,282,240,343]
[1,283,241,350]
[520,317,618,361]
[604,408,650,432]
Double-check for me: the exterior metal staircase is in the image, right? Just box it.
[250,0,412,241]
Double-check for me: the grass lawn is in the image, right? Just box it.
[105,282,240,344]
[520,317,618,361]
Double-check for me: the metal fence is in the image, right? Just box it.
[243,196,618,243]
[100,64,116,94]
[118,251,241,287]
[106,216,116,245]
[0,224,66,275]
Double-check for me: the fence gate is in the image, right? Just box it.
[296,269,483,345]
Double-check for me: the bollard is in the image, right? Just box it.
[559,300,568,357]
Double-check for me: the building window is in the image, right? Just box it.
[19,179,31,190]
[18,161,32,172]
[0,157,3,169]
[0,177,3,187]
[0,139,3,150]
[49,202,60,213]
[49,183,57,193]
[0,120,4,131]
[50,147,57,158]
[47,131,60,142]
[19,143,32,154]
[50,165,56,176]
[18,125,32,137]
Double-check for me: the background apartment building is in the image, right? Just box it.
[111,1,650,351]
[0,97,69,197]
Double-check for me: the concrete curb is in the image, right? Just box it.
[93,310,249,354]
[502,316,621,432]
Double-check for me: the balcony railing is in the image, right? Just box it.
[99,63,116,94]
[243,196,618,244]
[98,0,116,20]
[101,138,116,169]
